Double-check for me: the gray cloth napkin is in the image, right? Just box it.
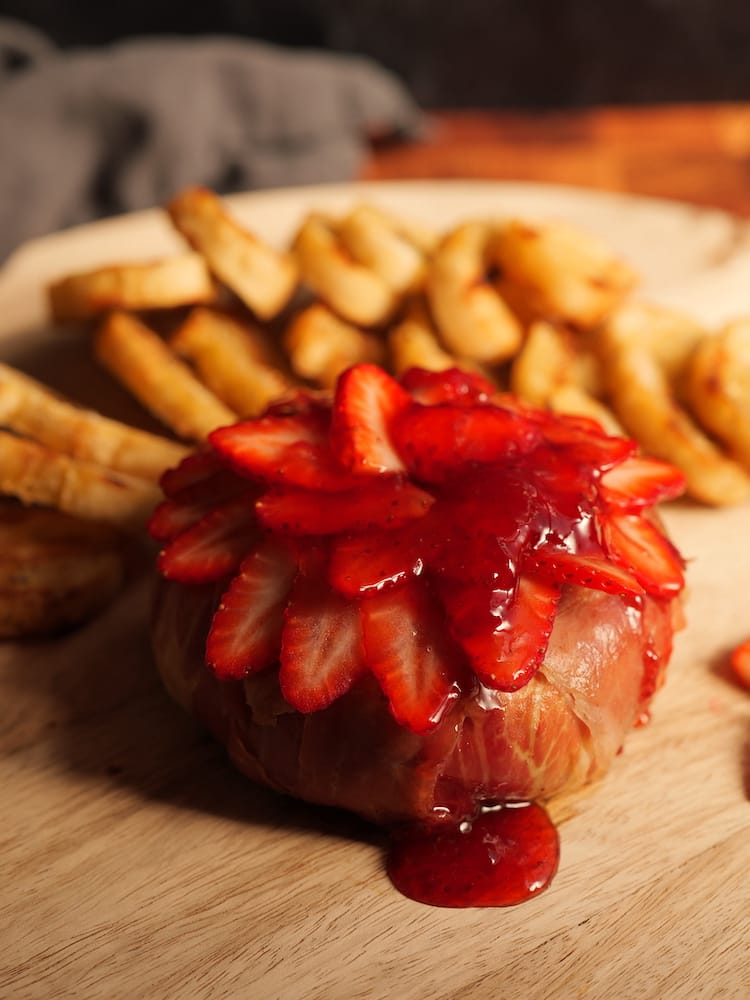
[0,21,422,260]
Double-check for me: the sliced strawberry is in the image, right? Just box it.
[533,413,636,471]
[427,515,524,590]
[328,527,423,597]
[160,449,224,498]
[400,367,496,405]
[491,390,544,418]
[361,580,466,733]
[148,497,209,542]
[206,539,297,679]
[432,469,534,541]
[730,638,750,690]
[210,412,354,491]
[327,499,511,594]
[157,496,259,583]
[159,451,257,517]
[330,364,411,474]
[440,574,561,691]
[256,479,434,536]
[600,455,686,510]
[529,548,644,596]
[262,389,330,418]
[149,482,258,543]
[543,411,604,436]
[279,570,368,712]
[391,403,539,483]
[211,411,324,465]
[603,513,685,598]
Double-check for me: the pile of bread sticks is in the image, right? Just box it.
[2,184,750,635]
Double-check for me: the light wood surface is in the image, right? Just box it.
[2,175,750,1000]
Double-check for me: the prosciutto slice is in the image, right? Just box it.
[152,579,679,826]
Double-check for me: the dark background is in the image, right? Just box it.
[3,0,750,108]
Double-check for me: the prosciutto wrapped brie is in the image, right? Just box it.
[150,366,685,827]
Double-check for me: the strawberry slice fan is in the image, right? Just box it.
[149,363,687,908]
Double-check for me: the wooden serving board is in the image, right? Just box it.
[1,182,749,1000]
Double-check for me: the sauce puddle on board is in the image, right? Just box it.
[386,802,559,907]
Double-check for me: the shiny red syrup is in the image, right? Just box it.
[386,803,559,907]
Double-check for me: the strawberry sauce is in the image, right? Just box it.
[387,803,559,907]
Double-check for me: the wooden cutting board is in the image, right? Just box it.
[1,182,749,1000]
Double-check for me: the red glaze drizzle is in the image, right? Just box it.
[387,803,559,907]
